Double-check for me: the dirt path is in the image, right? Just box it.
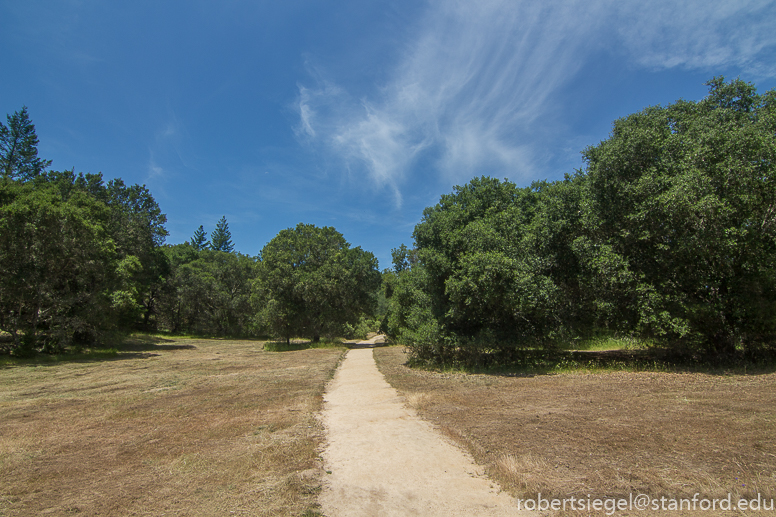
[319,347,532,516]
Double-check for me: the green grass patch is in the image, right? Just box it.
[563,333,650,351]
[128,330,269,341]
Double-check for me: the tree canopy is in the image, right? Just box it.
[0,179,115,352]
[0,106,51,181]
[580,76,776,355]
[156,244,257,336]
[385,77,776,364]
[0,107,386,355]
[210,216,234,253]
[255,223,381,343]
[190,225,209,250]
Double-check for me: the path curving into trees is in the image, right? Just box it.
[319,347,531,516]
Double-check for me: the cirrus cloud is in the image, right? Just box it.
[297,0,776,207]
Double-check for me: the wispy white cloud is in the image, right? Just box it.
[614,0,776,75]
[145,113,187,184]
[146,155,165,182]
[297,0,776,205]
[297,87,317,139]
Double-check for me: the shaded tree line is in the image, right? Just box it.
[0,172,169,352]
[158,222,382,340]
[8,76,769,361]
[156,242,256,336]
[384,77,776,365]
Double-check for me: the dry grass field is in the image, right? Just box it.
[5,337,775,517]
[375,346,776,516]
[0,336,345,517]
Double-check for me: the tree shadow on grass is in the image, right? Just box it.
[408,348,776,377]
[0,350,162,367]
[118,336,196,353]
[0,335,198,367]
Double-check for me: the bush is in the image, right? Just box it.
[344,316,381,340]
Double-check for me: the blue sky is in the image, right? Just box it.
[2,0,775,269]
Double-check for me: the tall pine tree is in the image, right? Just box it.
[0,107,52,181]
[190,225,209,250]
[210,216,234,253]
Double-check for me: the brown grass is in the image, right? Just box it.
[374,346,776,516]
[0,336,345,516]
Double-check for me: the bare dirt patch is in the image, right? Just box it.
[374,346,776,516]
[0,337,345,516]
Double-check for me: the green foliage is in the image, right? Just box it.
[582,76,776,356]
[210,216,234,253]
[36,170,170,330]
[0,166,174,354]
[383,263,442,361]
[562,331,650,352]
[111,255,145,327]
[343,315,381,340]
[395,176,572,363]
[0,109,173,355]
[254,223,381,343]
[0,106,51,181]
[190,225,209,250]
[4,80,772,366]
[0,179,115,352]
[156,244,257,336]
[388,77,776,365]
[390,244,416,273]
[1,108,377,354]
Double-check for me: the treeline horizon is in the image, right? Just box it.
[2,76,775,364]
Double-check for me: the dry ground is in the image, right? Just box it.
[374,346,776,516]
[0,337,345,516]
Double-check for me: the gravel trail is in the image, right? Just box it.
[319,346,533,516]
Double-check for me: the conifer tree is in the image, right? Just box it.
[190,225,209,250]
[0,107,52,181]
[210,216,234,253]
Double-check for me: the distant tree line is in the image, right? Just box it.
[158,222,381,340]
[0,107,381,355]
[384,77,776,364]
